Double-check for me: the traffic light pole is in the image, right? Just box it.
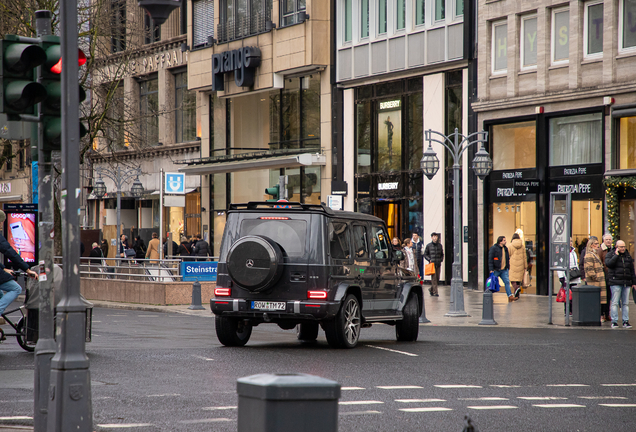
[32,12,57,432]
[47,0,93,429]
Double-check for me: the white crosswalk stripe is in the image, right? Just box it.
[467,405,518,410]
[533,404,586,408]
[395,399,447,403]
[517,397,568,400]
[435,385,482,389]
[341,387,365,390]
[377,385,423,389]
[339,400,384,405]
[598,404,636,407]
[339,410,382,416]
[399,407,453,412]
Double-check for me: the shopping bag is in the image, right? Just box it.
[486,273,500,292]
[522,270,530,287]
[424,262,436,276]
[556,287,566,303]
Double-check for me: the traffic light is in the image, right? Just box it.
[40,35,88,151]
[0,35,48,118]
[265,185,280,201]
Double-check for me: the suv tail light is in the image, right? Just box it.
[215,288,231,296]
[307,290,327,300]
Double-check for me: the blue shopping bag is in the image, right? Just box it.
[486,273,500,292]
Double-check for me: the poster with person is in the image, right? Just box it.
[378,99,402,172]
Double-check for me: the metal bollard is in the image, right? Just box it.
[187,280,205,310]
[478,290,498,325]
[419,297,431,324]
[237,373,340,432]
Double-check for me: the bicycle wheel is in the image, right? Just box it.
[16,318,35,352]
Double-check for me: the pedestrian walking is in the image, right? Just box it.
[424,232,444,297]
[411,232,424,276]
[583,236,607,322]
[391,237,402,252]
[604,240,634,329]
[145,232,161,263]
[598,233,613,322]
[89,242,104,265]
[192,234,210,259]
[488,235,516,302]
[133,236,147,260]
[401,238,419,276]
[508,233,527,299]
[100,239,109,258]
[163,237,179,258]
[178,236,193,261]
[557,238,581,315]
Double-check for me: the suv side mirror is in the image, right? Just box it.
[393,250,404,262]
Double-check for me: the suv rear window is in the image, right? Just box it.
[240,219,307,257]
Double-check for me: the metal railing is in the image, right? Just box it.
[53,256,219,282]
[217,10,272,43]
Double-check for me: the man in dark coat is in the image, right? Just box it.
[423,232,444,297]
[0,211,38,320]
[605,240,634,329]
[488,235,516,302]
[163,237,179,258]
[89,242,104,265]
[192,234,211,259]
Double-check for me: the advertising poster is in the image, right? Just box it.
[7,212,36,263]
[377,99,402,172]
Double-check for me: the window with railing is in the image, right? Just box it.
[140,78,159,146]
[175,72,197,143]
[193,0,214,48]
[281,0,306,27]
[217,0,273,43]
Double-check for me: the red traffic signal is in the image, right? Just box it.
[46,47,87,75]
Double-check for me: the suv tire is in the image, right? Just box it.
[226,235,284,292]
[396,293,419,342]
[215,316,252,347]
[297,322,319,342]
[324,294,361,349]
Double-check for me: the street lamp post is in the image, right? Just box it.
[421,128,492,317]
[93,166,144,253]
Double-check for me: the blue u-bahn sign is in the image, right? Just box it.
[181,261,218,281]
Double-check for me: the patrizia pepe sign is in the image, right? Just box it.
[212,47,261,91]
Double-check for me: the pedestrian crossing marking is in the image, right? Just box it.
[600,384,636,387]
[339,410,382,416]
[202,406,237,410]
[490,385,522,388]
[342,387,366,390]
[0,416,32,420]
[395,399,447,403]
[377,385,423,389]
[546,384,589,387]
[364,344,418,356]
[435,385,482,388]
[598,404,636,407]
[339,400,384,405]
[178,418,233,424]
[399,407,453,412]
[533,404,586,408]
[97,424,154,428]
[459,397,509,401]
[517,397,568,400]
[578,396,628,400]
[467,405,518,410]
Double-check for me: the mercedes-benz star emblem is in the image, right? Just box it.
[246,259,254,268]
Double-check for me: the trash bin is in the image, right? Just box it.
[237,373,341,432]
[571,284,601,326]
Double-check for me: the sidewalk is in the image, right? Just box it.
[83,284,634,329]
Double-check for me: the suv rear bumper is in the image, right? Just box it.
[211,299,340,320]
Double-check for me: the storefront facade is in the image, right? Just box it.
[475,0,636,294]
[337,0,470,281]
[182,0,332,255]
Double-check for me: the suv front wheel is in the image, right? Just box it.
[324,294,361,349]
[215,316,253,347]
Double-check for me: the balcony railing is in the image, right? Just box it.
[217,10,272,44]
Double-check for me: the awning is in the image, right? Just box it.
[178,153,326,175]
[0,195,23,202]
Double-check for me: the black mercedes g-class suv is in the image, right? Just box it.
[211,202,423,348]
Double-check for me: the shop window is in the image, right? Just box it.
[407,92,423,170]
[378,0,387,34]
[549,113,602,166]
[175,72,196,143]
[445,70,462,135]
[521,15,537,69]
[281,0,306,27]
[435,0,445,22]
[144,11,161,44]
[396,0,406,30]
[415,0,425,26]
[330,221,352,260]
[219,0,272,43]
[551,8,569,65]
[343,0,352,41]
[360,0,369,38]
[110,0,126,53]
[492,20,507,74]
[140,78,159,146]
[619,116,636,169]
[620,0,636,52]
[584,1,603,58]
[572,199,603,252]
[193,0,214,48]
[491,121,536,170]
[620,200,636,256]
[356,101,372,175]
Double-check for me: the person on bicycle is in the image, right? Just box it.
[0,210,37,324]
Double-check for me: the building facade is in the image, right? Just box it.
[90,2,202,247]
[180,0,332,255]
[475,0,636,294]
[336,0,473,282]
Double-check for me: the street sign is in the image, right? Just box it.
[181,261,218,281]
[165,172,185,194]
[551,214,567,244]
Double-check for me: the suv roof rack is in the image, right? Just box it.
[229,201,335,215]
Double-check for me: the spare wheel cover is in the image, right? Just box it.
[226,235,283,292]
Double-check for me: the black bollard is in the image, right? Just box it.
[188,280,205,310]
[478,290,498,325]
[419,296,430,324]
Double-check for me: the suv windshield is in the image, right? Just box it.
[240,219,307,257]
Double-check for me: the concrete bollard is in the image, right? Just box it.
[478,290,498,325]
[237,373,340,432]
[187,280,205,310]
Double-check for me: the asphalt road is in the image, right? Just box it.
[1,307,636,431]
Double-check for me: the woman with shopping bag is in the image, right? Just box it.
[556,238,581,316]
[508,233,527,299]
[424,232,444,297]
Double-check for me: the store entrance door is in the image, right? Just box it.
[375,202,401,242]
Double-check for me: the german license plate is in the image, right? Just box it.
[251,301,286,311]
